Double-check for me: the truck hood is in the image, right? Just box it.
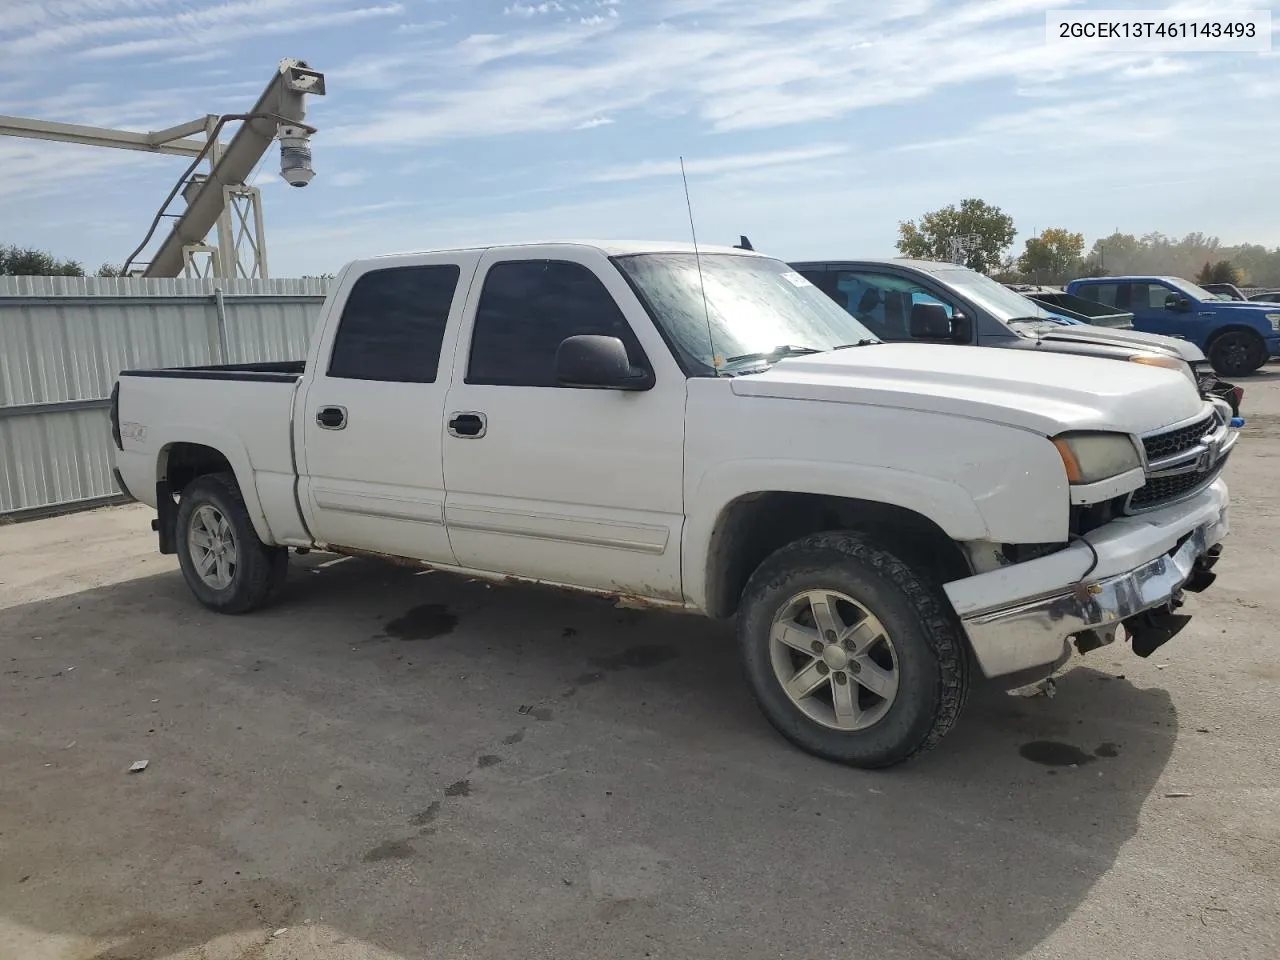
[731,342,1203,436]
[1212,301,1280,318]
[1024,324,1206,362]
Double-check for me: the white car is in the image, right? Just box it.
[111,241,1235,767]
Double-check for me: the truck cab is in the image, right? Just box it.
[1066,275,1280,376]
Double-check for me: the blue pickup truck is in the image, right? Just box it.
[1066,275,1280,376]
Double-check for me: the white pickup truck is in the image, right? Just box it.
[111,241,1235,767]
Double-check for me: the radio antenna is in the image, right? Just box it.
[680,156,719,375]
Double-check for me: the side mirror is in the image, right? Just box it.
[555,335,652,390]
[1165,294,1191,312]
[909,302,956,341]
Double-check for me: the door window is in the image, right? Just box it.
[466,259,647,387]
[831,271,954,341]
[1130,282,1176,310]
[1079,283,1120,307]
[327,265,460,382]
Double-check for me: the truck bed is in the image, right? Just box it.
[114,363,310,545]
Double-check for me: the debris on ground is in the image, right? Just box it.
[127,760,149,773]
[1008,677,1056,698]
[272,928,288,938]
[1164,791,1192,798]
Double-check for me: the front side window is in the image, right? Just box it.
[613,253,877,374]
[328,265,460,382]
[467,259,646,387]
[831,272,956,341]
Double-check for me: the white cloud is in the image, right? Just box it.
[592,145,848,183]
[574,116,615,129]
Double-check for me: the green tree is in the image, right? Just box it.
[0,244,84,276]
[1017,227,1085,284]
[1195,260,1242,286]
[95,263,124,277]
[896,198,1016,274]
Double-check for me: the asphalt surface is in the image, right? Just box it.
[3,372,1279,960]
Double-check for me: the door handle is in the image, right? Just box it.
[316,405,347,430]
[448,411,487,438]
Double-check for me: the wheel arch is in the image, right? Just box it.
[155,431,275,545]
[697,490,974,620]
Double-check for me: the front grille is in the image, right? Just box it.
[1129,456,1228,510]
[1142,411,1216,462]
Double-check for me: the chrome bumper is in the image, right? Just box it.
[959,513,1227,680]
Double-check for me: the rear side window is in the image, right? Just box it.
[327,265,460,382]
[1078,282,1119,307]
[466,259,644,387]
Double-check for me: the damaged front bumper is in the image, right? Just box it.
[946,479,1229,680]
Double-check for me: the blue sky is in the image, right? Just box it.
[1,0,1277,276]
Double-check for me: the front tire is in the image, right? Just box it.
[174,473,287,614]
[1208,331,1266,377]
[738,532,969,768]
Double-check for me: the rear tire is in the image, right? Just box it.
[174,472,287,614]
[1208,331,1266,377]
[738,531,969,769]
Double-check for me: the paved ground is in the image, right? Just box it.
[3,372,1279,960]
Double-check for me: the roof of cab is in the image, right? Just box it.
[789,257,971,273]
[363,240,765,262]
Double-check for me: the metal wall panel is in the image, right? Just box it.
[0,278,329,516]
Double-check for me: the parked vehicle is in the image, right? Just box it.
[113,241,1235,768]
[1066,275,1280,377]
[1201,283,1247,301]
[792,258,1243,415]
[1247,290,1280,303]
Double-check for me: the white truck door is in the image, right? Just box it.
[442,248,687,600]
[297,254,477,562]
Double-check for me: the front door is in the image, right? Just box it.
[442,250,687,599]
[298,256,476,563]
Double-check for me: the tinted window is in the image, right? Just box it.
[1079,282,1119,307]
[1130,282,1174,310]
[832,271,955,341]
[467,260,644,387]
[328,265,460,382]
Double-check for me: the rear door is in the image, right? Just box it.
[441,248,687,599]
[298,255,478,562]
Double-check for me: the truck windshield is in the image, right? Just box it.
[613,253,877,373]
[927,267,1055,323]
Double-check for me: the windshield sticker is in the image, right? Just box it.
[780,271,812,288]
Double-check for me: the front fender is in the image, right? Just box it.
[681,459,989,613]
[154,426,276,544]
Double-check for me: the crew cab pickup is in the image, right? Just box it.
[792,258,1244,415]
[112,242,1235,768]
[1067,275,1280,377]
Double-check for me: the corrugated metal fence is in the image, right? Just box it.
[0,276,330,518]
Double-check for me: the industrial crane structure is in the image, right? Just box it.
[0,59,325,279]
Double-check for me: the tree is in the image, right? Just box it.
[1017,227,1085,284]
[896,198,1016,274]
[1195,260,1242,286]
[0,244,84,276]
[96,263,124,277]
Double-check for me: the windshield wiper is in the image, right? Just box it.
[831,339,882,349]
[724,344,824,365]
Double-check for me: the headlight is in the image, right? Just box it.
[1052,432,1142,484]
[1264,313,1280,331]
